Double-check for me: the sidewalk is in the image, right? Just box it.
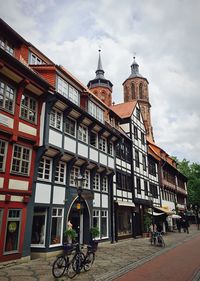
[0,225,199,281]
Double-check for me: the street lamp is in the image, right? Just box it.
[75,173,85,245]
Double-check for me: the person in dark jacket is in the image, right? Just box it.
[181,214,189,234]
[176,218,181,233]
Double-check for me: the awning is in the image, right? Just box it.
[116,200,135,207]
[148,211,164,216]
[154,206,174,215]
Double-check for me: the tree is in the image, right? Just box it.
[175,158,200,207]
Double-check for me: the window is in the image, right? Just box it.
[90,131,97,147]
[142,154,146,171]
[150,184,158,199]
[50,109,62,130]
[31,208,47,246]
[136,177,141,194]
[93,210,100,238]
[0,80,15,113]
[144,181,148,196]
[0,38,14,55]
[38,157,52,181]
[102,176,108,192]
[141,132,145,145]
[30,53,44,65]
[78,124,87,143]
[4,210,21,253]
[0,139,7,171]
[134,126,138,139]
[108,142,113,156]
[101,210,108,238]
[88,101,104,123]
[131,83,135,99]
[20,94,37,123]
[149,158,156,176]
[65,117,76,137]
[50,208,63,245]
[127,175,132,191]
[136,107,140,120]
[135,149,139,168]
[55,162,66,184]
[93,174,100,191]
[70,166,79,186]
[139,83,143,99]
[11,145,31,175]
[83,170,90,189]
[57,77,79,106]
[99,137,106,152]
[0,209,4,235]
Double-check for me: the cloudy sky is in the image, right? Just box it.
[1,0,200,163]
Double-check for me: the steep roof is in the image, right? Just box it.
[110,100,137,119]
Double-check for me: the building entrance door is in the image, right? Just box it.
[68,199,90,244]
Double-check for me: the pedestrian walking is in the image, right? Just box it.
[181,214,189,234]
[176,218,181,233]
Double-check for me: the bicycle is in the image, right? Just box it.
[52,243,77,279]
[70,243,95,275]
[150,231,165,247]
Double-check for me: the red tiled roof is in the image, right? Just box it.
[110,101,137,118]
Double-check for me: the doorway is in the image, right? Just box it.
[68,198,90,244]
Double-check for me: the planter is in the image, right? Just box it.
[142,232,150,238]
[90,240,99,252]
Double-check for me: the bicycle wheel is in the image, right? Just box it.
[84,252,95,271]
[159,236,165,247]
[72,252,85,274]
[52,256,67,278]
[67,260,77,279]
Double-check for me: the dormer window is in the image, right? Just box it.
[30,53,45,65]
[57,76,79,106]
[0,38,14,56]
[88,101,104,123]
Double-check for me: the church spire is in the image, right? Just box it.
[129,56,143,78]
[95,49,105,79]
[87,50,113,107]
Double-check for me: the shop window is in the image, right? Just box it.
[11,144,31,175]
[0,139,7,172]
[50,208,63,246]
[4,209,21,253]
[101,210,108,238]
[117,208,132,237]
[31,208,47,246]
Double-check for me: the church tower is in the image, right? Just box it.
[123,57,154,141]
[87,50,113,107]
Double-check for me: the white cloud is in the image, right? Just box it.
[0,0,200,163]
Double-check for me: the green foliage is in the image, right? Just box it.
[90,227,100,239]
[64,228,77,240]
[175,157,200,206]
[143,213,152,232]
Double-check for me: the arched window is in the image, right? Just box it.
[131,83,135,99]
[139,83,143,99]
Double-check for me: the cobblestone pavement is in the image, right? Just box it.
[0,225,199,281]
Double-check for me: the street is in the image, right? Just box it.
[115,233,200,281]
[0,225,199,281]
